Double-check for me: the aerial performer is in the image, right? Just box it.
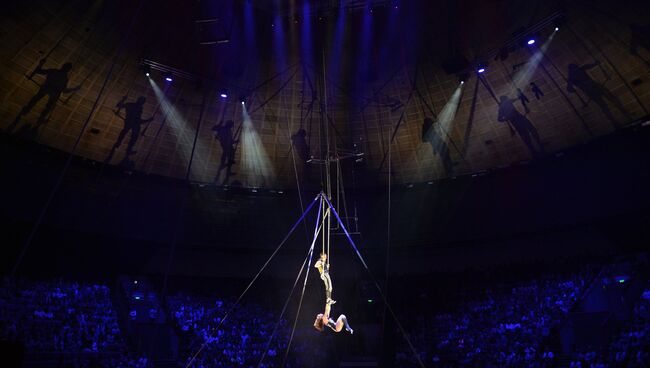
[313,298,353,334]
[314,252,336,304]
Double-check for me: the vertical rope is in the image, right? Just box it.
[185,89,208,180]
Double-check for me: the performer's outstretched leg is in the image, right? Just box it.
[339,315,353,334]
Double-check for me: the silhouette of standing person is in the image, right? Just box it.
[8,61,80,134]
[212,120,239,183]
[422,117,453,176]
[567,62,631,126]
[105,96,153,163]
[497,96,544,157]
[530,82,544,100]
[291,128,312,178]
[517,88,530,113]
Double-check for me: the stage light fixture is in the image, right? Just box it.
[553,16,565,33]
[458,72,469,84]
[164,72,173,82]
[140,64,151,77]
[476,62,487,74]
[527,39,536,45]
[219,89,228,99]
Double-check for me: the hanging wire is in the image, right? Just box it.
[322,195,426,368]
[257,198,323,367]
[184,194,320,368]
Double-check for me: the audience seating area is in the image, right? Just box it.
[0,278,148,367]
[394,265,598,367]
[1,259,648,367]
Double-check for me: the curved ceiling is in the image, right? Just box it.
[1,0,649,189]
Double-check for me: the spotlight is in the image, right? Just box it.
[140,64,151,77]
[220,93,228,99]
[164,72,173,82]
[476,62,487,74]
[477,68,485,74]
[239,95,246,104]
[527,39,536,45]
[461,81,465,84]
[219,89,228,99]
[553,16,565,33]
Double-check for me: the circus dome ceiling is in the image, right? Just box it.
[1,0,649,189]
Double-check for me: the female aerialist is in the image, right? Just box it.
[314,252,336,304]
[313,299,353,334]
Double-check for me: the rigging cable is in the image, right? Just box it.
[257,198,323,367]
[184,194,320,368]
[322,195,426,368]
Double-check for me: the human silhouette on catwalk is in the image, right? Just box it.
[8,61,80,135]
[530,82,544,100]
[567,62,632,126]
[422,117,453,176]
[291,128,312,178]
[497,96,544,157]
[213,120,239,183]
[517,88,530,113]
[105,96,153,163]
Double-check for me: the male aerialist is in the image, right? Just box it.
[314,252,336,304]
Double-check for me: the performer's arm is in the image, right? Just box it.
[33,60,48,76]
[324,302,331,320]
[314,259,322,269]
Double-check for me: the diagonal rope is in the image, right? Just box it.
[257,197,323,367]
[322,194,426,368]
[283,206,330,367]
[184,194,320,368]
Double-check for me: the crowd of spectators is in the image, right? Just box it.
[3,260,648,367]
[567,281,650,367]
[0,278,148,367]
[394,265,597,367]
[167,293,326,368]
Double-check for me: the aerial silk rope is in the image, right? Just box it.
[184,194,320,368]
[321,194,426,368]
